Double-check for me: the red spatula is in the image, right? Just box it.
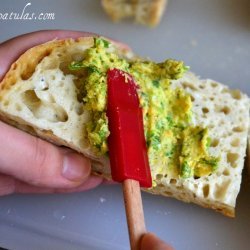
[107,68,152,250]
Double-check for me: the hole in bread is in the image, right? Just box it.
[230,138,240,147]
[202,184,209,198]
[202,107,209,114]
[170,179,177,184]
[75,105,84,115]
[222,169,230,176]
[41,129,54,137]
[230,90,242,100]
[190,95,195,102]
[219,120,225,126]
[22,90,68,122]
[156,174,163,180]
[227,152,239,168]
[175,185,183,190]
[211,82,218,88]
[215,180,230,200]
[182,82,198,91]
[220,106,230,115]
[210,138,219,147]
[199,84,205,89]
[23,90,40,103]
[232,126,245,133]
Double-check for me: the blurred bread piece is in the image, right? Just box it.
[135,0,168,26]
[0,37,249,217]
[101,0,135,22]
[101,0,168,27]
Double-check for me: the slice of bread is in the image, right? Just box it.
[101,0,135,22]
[0,37,249,217]
[101,0,168,27]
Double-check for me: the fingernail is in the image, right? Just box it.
[62,153,91,182]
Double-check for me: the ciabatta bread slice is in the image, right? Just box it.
[0,37,249,217]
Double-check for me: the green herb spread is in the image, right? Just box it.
[69,38,219,180]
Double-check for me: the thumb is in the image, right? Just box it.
[0,121,91,188]
[141,233,174,250]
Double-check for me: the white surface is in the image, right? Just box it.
[0,0,250,249]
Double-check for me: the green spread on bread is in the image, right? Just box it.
[69,38,219,180]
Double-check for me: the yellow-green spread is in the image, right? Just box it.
[69,38,219,179]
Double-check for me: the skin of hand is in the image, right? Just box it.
[0,30,107,195]
[141,233,174,250]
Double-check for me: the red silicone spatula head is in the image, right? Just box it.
[107,68,152,188]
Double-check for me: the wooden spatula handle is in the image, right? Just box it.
[123,179,146,250]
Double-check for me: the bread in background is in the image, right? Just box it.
[101,0,168,27]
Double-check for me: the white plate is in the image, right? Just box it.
[0,0,250,249]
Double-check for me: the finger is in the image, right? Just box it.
[56,175,103,193]
[0,174,15,195]
[103,179,117,184]
[0,120,92,189]
[16,175,103,194]
[0,29,130,81]
[0,174,103,196]
[140,233,174,250]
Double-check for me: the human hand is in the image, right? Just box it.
[141,233,174,250]
[0,30,106,195]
